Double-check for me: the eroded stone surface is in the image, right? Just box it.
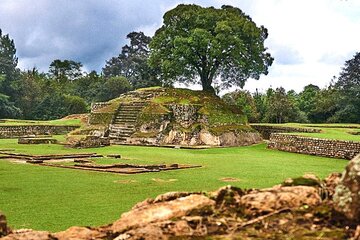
[240,186,321,215]
[54,226,107,240]
[1,230,53,240]
[333,154,360,221]
[111,194,215,233]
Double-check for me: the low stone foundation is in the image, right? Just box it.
[251,124,320,139]
[70,136,110,148]
[0,125,79,138]
[18,138,57,144]
[268,133,360,159]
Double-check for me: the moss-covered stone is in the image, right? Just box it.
[88,87,261,147]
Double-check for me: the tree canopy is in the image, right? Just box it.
[49,59,83,82]
[103,31,160,89]
[149,4,273,94]
[332,52,360,123]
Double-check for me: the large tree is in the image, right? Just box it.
[103,31,160,89]
[149,4,273,94]
[333,52,360,123]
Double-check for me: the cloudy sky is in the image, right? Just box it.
[0,0,359,92]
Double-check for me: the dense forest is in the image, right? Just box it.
[0,28,359,123]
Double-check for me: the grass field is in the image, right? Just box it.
[0,138,348,232]
[252,123,360,142]
[0,118,82,126]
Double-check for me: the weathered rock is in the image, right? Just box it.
[324,172,342,197]
[211,185,244,210]
[333,154,360,221]
[354,225,360,240]
[111,194,215,233]
[240,186,321,215]
[54,226,107,240]
[282,174,321,187]
[131,192,193,211]
[199,130,220,146]
[0,212,8,237]
[1,230,53,240]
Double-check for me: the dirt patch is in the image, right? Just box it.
[152,178,178,183]
[113,180,137,184]
[220,177,240,182]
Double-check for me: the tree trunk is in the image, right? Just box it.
[200,75,216,95]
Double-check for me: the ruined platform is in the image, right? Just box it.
[40,162,201,174]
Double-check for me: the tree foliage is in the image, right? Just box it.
[49,59,83,82]
[96,76,132,102]
[223,90,259,122]
[149,4,273,94]
[103,31,160,89]
[333,52,360,123]
[0,29,18,97]
[0,29,17,74]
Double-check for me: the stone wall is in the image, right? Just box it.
[268,133,360,159]
[0,125,79,138]
[90,102,111,112]
[251,124,320,139]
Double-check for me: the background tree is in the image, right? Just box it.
[11,68,44,119]
[298,84,320,122]
[49,59,83,82]
[0,29,19,98]
[286,89,308,123]
[149,4,273,94]
[222,90,259,122]
[103,31,160,89]
[332,52,360,123]
[71,71,104,103]
[253,89,267,122]
[265,87,294,123]
[0,93,21,118]
[96,76,132,102]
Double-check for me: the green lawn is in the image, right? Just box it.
[0,118,82,126]
[0,138,348,232]
[292,128,360,141]
[252,123,360,142]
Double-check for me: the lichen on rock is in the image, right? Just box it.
[333,154,360,221]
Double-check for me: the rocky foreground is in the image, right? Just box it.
[1,155,360,240]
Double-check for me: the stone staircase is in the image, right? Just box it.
[109,102,146,144]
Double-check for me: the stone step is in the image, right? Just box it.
[116,117,138,121]
[120,105,143,108]
[119,108,143,112]
[110,129,134,134]
[109,130,133,136]
[110,138,128,143]
[116,113,138,118]
[110,125,135,130]
[115,118,137,123]
[109,134,131,139]
[121,103,145,107]
[115,118,137,122]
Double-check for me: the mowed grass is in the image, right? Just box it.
[0,138,348,232]
[292,128,360,142]
[252,123,360,142]
[0,118,82,126]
